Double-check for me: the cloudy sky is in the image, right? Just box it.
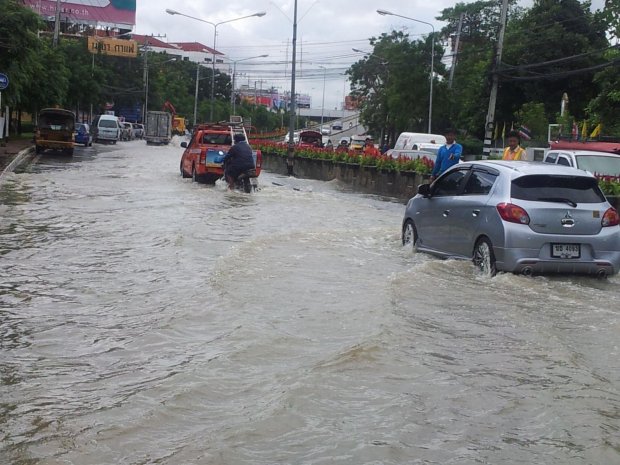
[133,0,607,110]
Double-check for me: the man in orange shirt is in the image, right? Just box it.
[502,131,527,160]
[363,138,380,157]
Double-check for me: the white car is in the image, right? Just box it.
[284,132,300,144]
[543,150,620,177]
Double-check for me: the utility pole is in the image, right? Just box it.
[448,12,465,90]
[483,0,509,158]
[52,0,61,47]
[286,0,298,176]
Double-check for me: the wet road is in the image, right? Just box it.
[1,140,619,465]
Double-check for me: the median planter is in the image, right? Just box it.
[260,151,426,201]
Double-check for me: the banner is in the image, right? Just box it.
[88,37,137,58]
[23,1,136,28]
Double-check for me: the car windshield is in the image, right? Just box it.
[76,124,87,132]
[575,155,620,176]
[100,120,117,128]
[511,175,606,204]
[202,133,231,145]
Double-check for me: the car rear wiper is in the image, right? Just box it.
[536,197,577,207]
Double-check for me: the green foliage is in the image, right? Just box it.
[587,49,620,134]
[597,176,620,196]
[499,0,608,125]
[602,0,620,39]
[348,31,446,145]
[516,102,549,143]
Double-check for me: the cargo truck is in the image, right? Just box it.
[145,111,172,145]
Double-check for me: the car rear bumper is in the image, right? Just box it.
[496,245,620,275]
[36,139,73,149]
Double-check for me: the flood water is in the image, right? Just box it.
[1,141,619,464]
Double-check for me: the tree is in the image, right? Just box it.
[437,0,521,137]
[0,0,45,109]
[499,0,608,124]
[348,31,445,145]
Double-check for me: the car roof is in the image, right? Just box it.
[459,160,596,178]
[547,150,620,157]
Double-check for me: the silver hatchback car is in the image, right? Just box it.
[402,161,620,276]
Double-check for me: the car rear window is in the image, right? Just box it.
[202,133,231,145]
[511,175,606,204]
[575,155,620,176]
[100,120,117,128]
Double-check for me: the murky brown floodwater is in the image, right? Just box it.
[1,140,619,464]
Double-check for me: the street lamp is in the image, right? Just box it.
[352,48,389,65]
[319,65,326,130]
[230,55,268,115]
[377,9,435,134]
[166,8,266,122]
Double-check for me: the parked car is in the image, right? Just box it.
[74,123,92,147]
[91,114,121,144]
[331,123,343,131]
[349,135,367,152]
[298,130,323,148]
[543,150,620,177]
[132,123,144,139]
[402,161,620,277]
[35,108,75,155]
[120,122,134,141]
[284,131,300,144]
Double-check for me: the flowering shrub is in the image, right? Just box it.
[596,175,620,196]
[250,140,435,175]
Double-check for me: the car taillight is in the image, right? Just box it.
[602,207,620,227]
[200,151,206,164]
[496,203,530,225]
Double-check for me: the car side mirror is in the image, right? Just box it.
[417,183,431,198]
[180,142,188,148]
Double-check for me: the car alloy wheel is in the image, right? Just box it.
[473,237,496,277]
[402,219,418,251]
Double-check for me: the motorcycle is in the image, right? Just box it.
[237,168,259,193]
[223,168,259,193]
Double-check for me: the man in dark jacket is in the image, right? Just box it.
[223,134,256,189]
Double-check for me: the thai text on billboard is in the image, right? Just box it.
[88,37,138,58]
[23,0,136,28]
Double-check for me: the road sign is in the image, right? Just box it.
[0,73,8,90]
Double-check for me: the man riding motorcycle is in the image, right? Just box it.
[223,134,256,189]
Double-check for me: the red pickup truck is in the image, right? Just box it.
[179,121,262,184]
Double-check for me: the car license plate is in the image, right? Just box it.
[551,243,580,259]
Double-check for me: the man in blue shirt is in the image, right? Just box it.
[430,128,462,182]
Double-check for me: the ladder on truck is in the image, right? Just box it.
[228,115,249,143]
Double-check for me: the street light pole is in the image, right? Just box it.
[377,9,435,134]
[230,55,268,115]
[166,9,266,122]
[319,65,326,130]
[287,0,298,176]
[194,63,200,126]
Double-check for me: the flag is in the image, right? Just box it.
[501,122,506,140]
[510,122,514,132]
[518,125,532,141]
[580,120,588,140]
[493,122,499,140]
[572,122,578,139]
[590,123,602,138]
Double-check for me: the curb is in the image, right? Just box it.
[0,146,35,185]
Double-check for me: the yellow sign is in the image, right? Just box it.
[87,37,138,58]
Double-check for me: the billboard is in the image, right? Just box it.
[87,36,138,58]
[23,0,136,28]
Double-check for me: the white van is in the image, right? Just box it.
[393,132,446,150]
[92,114,121,144]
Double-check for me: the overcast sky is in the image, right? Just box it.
[134,0,607,110]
